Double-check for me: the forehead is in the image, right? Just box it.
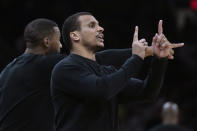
[78,15,98,25]
[52,27,60,36]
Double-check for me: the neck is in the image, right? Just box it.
[162,118,178,125]
[71,46,96,61]
[25,47,47,55]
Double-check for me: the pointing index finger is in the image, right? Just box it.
[158,20,163,35]
[170,43,184,49]
[133,26,138,42]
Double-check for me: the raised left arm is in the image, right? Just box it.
[95,48,132,69]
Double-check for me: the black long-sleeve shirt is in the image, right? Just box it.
[51,53,167,131]
[0,53,65,131]
[0,49,132,131]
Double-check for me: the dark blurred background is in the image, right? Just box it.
[0,0,197,130]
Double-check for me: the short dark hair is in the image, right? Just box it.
[24,18,58,48]
[62,12,92,54]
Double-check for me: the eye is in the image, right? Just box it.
[89,23,95,28]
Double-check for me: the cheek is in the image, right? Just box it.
[81,30,95,41]
[55,42,61,50]
[50,41,60,50]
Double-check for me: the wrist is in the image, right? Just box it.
[132,52,145,60]
[145,46,153,57]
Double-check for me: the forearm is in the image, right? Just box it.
[117,57,167,103]
[85,55,144,100]
[56,55,144,100]
[95,48,132,69]
[140,57,168,101]
[145,46,153,57]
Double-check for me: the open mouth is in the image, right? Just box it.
[96,34,104,42]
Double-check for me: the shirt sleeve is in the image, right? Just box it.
[51,55,143,101]
[95,48,132,69]
[117,57,168,103]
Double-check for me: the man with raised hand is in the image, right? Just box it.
[51,12,183,131]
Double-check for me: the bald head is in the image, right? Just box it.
[161,102,179,125]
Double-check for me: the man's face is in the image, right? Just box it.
[77,15,104,51]
[47,27,62,53]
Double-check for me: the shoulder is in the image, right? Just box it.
[51,55,88,83]
[52,55,81,74]
[54,54,77,67]
[0,58,17,76]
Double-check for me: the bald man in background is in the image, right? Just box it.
[149,102,192,131]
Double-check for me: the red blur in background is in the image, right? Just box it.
[190,0,197,11]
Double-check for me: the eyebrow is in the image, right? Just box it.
[88,21,99,25]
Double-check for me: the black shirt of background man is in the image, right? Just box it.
[0,53,65,131]
[51,53,167,131]
[0,49,134,131]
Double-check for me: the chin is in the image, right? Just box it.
[98,42,104,47]
[101,42,104,47]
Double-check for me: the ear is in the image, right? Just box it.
[43,37,50,48]
[70,31,80,42]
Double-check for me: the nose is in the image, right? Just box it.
[59,42,62,48]
[98,25,104,32]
